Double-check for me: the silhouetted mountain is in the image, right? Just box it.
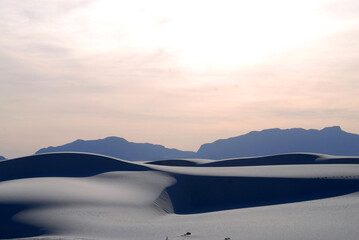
[35,127,359,161]
[36,137,196,161]
[197,126,359,159]
[0,156,5,161]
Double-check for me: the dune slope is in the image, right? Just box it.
[0,152,148,182]
[1,152,359,240]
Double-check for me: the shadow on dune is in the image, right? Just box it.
[0,153,152,239]
[202,153,320,167]
[204,154,359,167]
[165,174,359,214]
[0,152,149,182]
[147,159,204,166]
[147,153,359,167]
[0,203,48,239]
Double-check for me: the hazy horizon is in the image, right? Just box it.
[2,125,359,159]
[1,0,359,158]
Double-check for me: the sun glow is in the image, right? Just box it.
[62,0,355,71]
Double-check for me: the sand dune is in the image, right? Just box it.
[1,152,359,240]
[148,153,359,167]
[0,152,148,182]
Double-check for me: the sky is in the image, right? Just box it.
[1,0,359,158]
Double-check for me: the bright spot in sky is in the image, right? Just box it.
[65,0,355,70]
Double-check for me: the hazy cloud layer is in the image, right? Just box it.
[0,0,358,158]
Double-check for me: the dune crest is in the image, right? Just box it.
[0,152,148,182]
[148,153,359,167]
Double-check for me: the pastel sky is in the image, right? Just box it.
[1,0,359,158]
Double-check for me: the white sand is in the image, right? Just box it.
[1,152,359,240]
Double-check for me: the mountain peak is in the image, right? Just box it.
[321,126,342,132]
[103,136,128,142]
[36,137,196,161]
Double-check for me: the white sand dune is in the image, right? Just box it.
[147,153,359,167]
[1,152,359,240]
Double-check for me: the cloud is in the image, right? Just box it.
[325,0,359,19]
[1,0,359,158]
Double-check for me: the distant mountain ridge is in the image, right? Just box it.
[36,126,359,160]
[0,156,5,161]
[197,126,359,159]
[36,136,196,161]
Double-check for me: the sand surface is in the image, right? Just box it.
[1,152,359,240]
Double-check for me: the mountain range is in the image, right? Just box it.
[36,137,196,161]
[197,126,359,159]
[36,126,359,160]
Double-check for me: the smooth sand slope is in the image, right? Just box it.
[1,152,359,240]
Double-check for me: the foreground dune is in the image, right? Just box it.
[1,152,359,240]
